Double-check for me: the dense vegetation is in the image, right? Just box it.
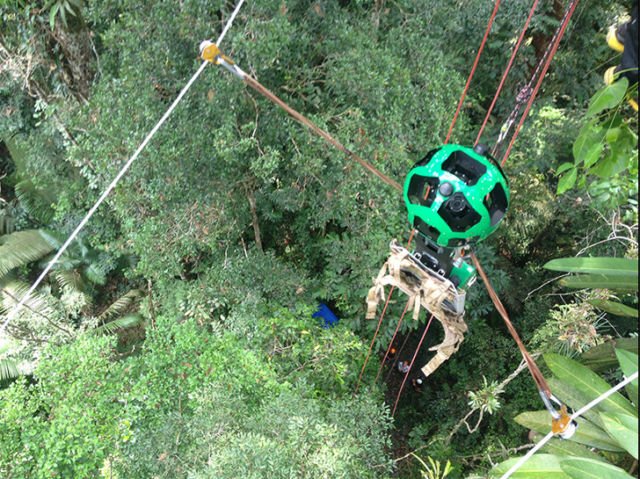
[0,1,637,478]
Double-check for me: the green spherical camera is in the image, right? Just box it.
[404,144,510,247]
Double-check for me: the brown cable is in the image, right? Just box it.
[471,253,551,397]
[243,75,402,192]
[375,299,410,383]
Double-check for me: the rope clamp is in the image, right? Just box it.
[516,85,533,104]
[199,40,245,79]
[540,391,577,439]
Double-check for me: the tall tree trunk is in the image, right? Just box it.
[531,0,564,69]
[245,188,264,253]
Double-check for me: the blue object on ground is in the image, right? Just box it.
[313,303,339,328]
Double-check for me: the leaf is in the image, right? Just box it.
[49,3,60,29]
[615,349,638,407]
[92,314,144,335]
[0,230,58,279]
[572,122,604,167]
[559,275,638,291]
[587,299,638,318]
[590,150,629,179]
[556,162,575,175]
[600,412,638,459]
[0,358,19,382]
[540,436,605,462]
[581,338,638,372]
[515,411,623,451]
[544,353,636,417]
[586,78,629,118]
[491,454,571,479]
[557,167,577,194]
[543,257,638,276]
[559,457,634,479]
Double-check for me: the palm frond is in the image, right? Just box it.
[92,314,144,335]
[54,270,86,294]
[98,289,143,322]
[0,229,57,279]
[37,229,64,249]
[0,359,19,382]
[0,280,54,317]
[15,179,55,224]
[83,262,107,286]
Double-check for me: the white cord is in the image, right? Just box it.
[0,0,247,333]
[216,0,246,45]
[499,370,639,479]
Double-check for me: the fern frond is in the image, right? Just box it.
[0,230,57,279]
[98,289,143,322]
[15,180,55,224]
[92,314,143,335]
[0,359,19,381]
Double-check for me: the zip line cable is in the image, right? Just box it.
[215,0,246,45]
[0,0,247,334]
[242,75,402,191]
[445,0,502,144]
[475,0,541,145]
[499,370,639,479]
[500,0,580,165]
[388,0,580,412]
[471,253,551,396]
[494,0,579,161]
[379,0,505,405]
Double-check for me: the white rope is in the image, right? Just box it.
[216,0,246,45]
[499,370,639,479]
[0,0,247,334]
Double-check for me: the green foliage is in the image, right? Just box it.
[468,376,502,415]
[0,309,393,478]
[530,302,607,356]
[556,78,638,207]
[1,1,635,478]
[587,299,638,318]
